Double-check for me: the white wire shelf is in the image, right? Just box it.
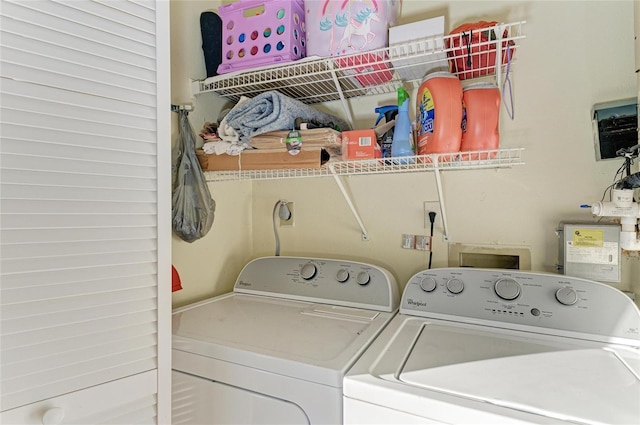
[192,21,526,105]
[194,21,526,240]
[204,148,524,182]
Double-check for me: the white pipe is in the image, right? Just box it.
[620,232,640,251]
[620,216,640,250]
[591,201,639,218]
[591,204,640,251]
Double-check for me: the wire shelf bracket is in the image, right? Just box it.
[202,149,524,242]
[432,159,451,242]
[328,163,369,241]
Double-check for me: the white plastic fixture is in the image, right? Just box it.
[591,189,640,250]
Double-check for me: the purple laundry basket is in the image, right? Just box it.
[217,0,306,74]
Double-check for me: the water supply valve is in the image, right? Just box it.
[591,189,640,250]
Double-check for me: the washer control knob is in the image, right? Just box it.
[419,277,437,292]
[300,263,317,280]
[336,268,349,283]
[356,271,371,286]
[556,287,578,306]
[494,278,521,301]
[446,278,464,294]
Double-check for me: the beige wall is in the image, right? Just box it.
[171,0,639,307]
[170,0,254,307]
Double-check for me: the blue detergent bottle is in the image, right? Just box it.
[391,87,415,163]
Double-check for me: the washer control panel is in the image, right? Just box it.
[234,256,399,312]
[401,268,640,343]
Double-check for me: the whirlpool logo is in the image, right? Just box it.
[407,298,427,308]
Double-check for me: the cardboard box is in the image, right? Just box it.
[342,130,381,160]
[249,128,342,159]
[196,147,323,171]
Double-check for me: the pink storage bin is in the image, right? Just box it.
[304,0,401,57]
[304,0,401,86]
[217,0,306,74]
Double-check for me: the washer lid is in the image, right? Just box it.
[398,322,640,424]
[172,293,394,387]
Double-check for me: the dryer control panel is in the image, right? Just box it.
[402,268,640,345]
[234,256,400,312]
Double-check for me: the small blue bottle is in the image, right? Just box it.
[374,105,398,162]
[391,87,415,164]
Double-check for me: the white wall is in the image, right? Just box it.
[171,0,639,307]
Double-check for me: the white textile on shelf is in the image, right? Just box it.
[202,141,246,156]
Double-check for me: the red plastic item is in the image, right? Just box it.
[446,21,515,80]
[172,265,183,292]
[334,53,393,87]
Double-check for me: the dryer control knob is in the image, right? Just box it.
[446,278,464,294]
[300,263,317,280]
[419,277,437,292]
[356,271,371,285]
[494,278,521,301]
[336,268,349,283]
[556,287,578,306]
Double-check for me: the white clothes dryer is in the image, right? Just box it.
[172,256,399,425]
[344,268,640,425]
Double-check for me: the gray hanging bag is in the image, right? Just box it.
[172,110,215,242]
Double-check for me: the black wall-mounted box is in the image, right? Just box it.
[592,98,638,160]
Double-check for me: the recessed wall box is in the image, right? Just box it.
[448,244,531,270]
[592,98,638,161]
[557,222,621,283]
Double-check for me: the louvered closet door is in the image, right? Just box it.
[0,0,170,420]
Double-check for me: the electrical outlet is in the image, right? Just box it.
[402,234,432,250]
[280,202,294,226]
[415,235,432,251]
[423,201,443,229]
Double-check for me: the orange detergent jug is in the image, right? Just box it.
[460,82,501,158]
[416,71,463,155]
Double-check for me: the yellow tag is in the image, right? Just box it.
[572,229,604,247]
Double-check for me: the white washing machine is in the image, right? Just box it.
[344,267,640,425]
[172,256,399,425]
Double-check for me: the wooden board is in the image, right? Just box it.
[196,147,323,171]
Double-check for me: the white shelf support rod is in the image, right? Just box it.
[431,157,450,242]
[495,23,504,87]
[329,164,369,241]
[327,60,355,128]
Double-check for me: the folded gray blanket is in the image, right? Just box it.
[225,91,350,143]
